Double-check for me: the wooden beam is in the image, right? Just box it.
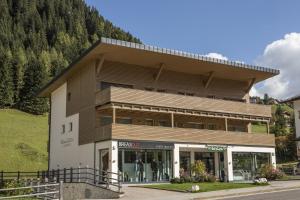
[154,63,164,82]
[245,78,256,93]
[204,71,215,89]
[95,55,105,75]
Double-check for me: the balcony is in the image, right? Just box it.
[96,123,275,147]
[95,87,271,119]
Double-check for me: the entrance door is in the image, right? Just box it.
[218,152,225,181]
[99,149,109,181]
[180,151,191,176]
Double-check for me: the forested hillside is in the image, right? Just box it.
[0,0,141,114]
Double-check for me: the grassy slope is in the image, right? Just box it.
[0,109,48,171]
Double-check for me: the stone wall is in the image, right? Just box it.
[63,183,121,199]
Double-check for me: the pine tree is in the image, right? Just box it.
[19,55,49,114]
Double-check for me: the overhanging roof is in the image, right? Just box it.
[282,95,300,103]
[38,37,280,97]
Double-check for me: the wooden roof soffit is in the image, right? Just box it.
[203,71,215,89]
[245,78,256,93]
[95,54,105,75]
[153,63,164,82]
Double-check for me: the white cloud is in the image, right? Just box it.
[205,53,228,60]
[253,32,300,100]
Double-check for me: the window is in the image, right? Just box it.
[100,116,112,126]
[158,120,168,127]
[186,122,205,129]
[116,117,132,124]
[145,119,154,126]
[208,124,217,130]
[124,151,136,163]
[100,81,133,90]
[157,89,166,93]
[228,125,246,132]
[145,87,154,91]
[69,122,73,132]
[67,92,71,101]
[61,124,65,134]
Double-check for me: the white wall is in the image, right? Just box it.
[49,83,94,170]
[294,100,300,138]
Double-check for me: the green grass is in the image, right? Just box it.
[140,182,259,193]
[0,109,48,171]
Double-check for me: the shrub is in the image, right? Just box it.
[259,164,285,180]
[170,177,182,184]
[0,179,32,196]
[206,174,217,182]
[191,160,206,178]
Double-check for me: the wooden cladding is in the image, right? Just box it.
[97,124,275,147]
[96,87,271,118]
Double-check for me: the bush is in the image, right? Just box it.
[206,174,217,182]
[0,179,32,196]
[191,160,206,178]
[259,164,285,180]
[170,177,182,184]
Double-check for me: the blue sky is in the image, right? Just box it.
[85,0,300,98]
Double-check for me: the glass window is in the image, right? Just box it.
[117,117,132,124]
[186,122,205,129]
[124,151,136,163]
[145,119,154,126]
[208,124,217,130]
[228,125,246,132]
[158,120,168,127]
[194,152,215,175]
[100,116,112,126]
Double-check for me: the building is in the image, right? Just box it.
[282,95,300,159]
[38,38,280,183]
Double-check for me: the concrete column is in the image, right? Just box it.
[271,150,276,168]
[267,121,270,134]
[214,152,220,178]
[247,122,252,133]
[173,144,180,178]
[224,148,233,182]
[171,112,174,128]
[225,118,228,131]
[110,141,118,182]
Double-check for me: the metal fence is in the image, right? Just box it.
[0,167,122,193]
[0,180,62,199]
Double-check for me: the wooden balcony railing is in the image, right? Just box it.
[95,87,271,118]
[96,124,275,147]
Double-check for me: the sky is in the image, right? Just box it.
[85,0,300,99]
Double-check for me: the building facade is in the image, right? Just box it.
[39,38,279,183]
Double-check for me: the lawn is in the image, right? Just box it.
[0,109,48,171]
[140,182,259,193]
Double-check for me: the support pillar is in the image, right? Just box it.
[267,121,270,134]
[110,141,118,182]
[112,107,116,124]
[224,148,233,182]
[271,150,276,168]
[225,118,228,132]
[171,112,174,128]
[214,152,220,178]
[173,144,180,178]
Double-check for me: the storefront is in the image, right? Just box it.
[117,141,173,183]
[232,152,270,181]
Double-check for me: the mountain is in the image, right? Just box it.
[0,0,141,114]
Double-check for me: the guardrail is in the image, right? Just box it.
[0,167,122,193]
[0,180,62,199]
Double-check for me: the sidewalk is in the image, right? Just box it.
[114,180,300,200]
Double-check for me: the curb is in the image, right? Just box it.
[197,186,300,200]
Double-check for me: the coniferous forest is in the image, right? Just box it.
[0,0,141,114]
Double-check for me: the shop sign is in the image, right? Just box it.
[118,141,174,150]
[206,145,227,152]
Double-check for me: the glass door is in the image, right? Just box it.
[180,151,191,176]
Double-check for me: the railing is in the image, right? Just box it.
[95,87,272,119]
[0,180,62,199]
[0,167,122,193]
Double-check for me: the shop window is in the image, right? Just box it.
[208,124,217,130]
[100,116,112,126]
[145,119,154,126]
[124,151,136,163]
[117,117,132,124]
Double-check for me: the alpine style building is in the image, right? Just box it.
[39,38,279,183]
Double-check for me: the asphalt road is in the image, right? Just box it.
[220,189,300,200]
